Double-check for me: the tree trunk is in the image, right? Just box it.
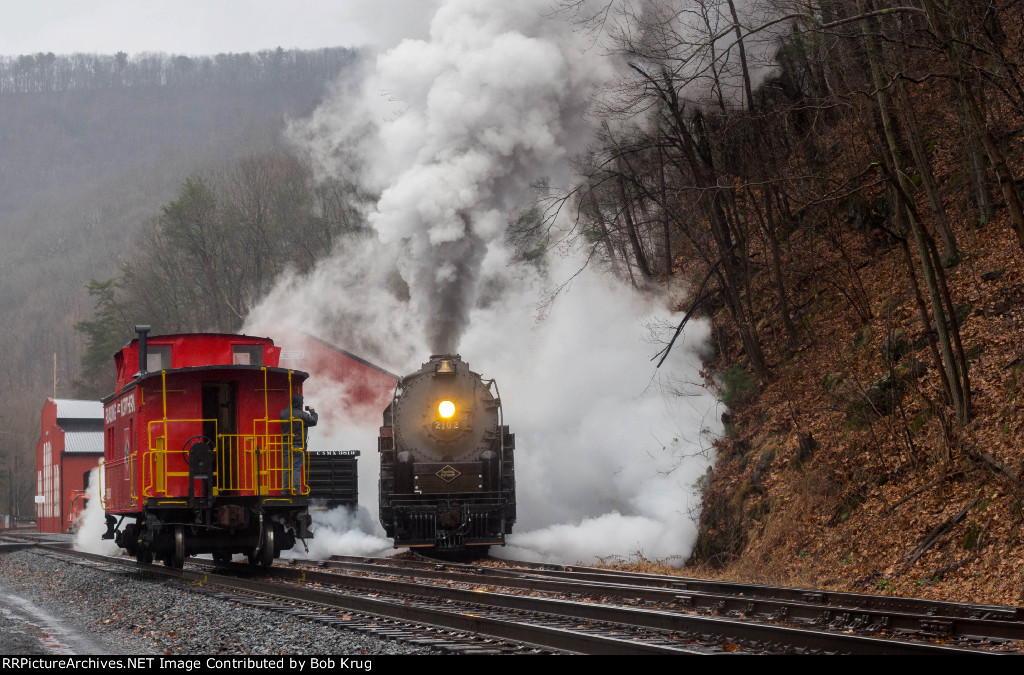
[958,94,995,225]
[861,0,970,422]
[894,79,960,263]
[751,185,798,348]
[727,0,755,113]
[617,172,654,285]
[587,187,623,277]
[921,0,1024,251]
[645,64,770,382]
[658,144,673,281]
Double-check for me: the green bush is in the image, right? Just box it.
[720,364,758,409]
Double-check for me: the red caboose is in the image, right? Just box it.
[101,326,315,568]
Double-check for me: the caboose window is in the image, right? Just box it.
[232,346,263,366]
[147,346,171,371]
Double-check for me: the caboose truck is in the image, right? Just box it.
[100,326,314,568]
[378,354,516,554]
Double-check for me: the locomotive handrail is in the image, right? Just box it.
[487,378,503,429]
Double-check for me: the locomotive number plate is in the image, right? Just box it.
[434,420,460,430]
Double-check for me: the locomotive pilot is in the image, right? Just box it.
[280,393,318,494]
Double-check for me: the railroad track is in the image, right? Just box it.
[18,543,1020,654]
[309,552,1024,651]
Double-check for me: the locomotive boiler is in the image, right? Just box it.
[100,326,316,568]
[378,354,516,552]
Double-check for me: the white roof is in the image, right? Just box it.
[63,431,103,455]
[54,399,103,420]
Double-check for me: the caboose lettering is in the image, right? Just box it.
[101,326,316,568]
[118,392,136,417]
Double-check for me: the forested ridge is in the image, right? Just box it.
[0,48,356,93]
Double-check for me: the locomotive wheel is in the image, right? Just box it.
[168,525,186,569]
[136,550,153,564]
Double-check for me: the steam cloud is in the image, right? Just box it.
[289,0,613,354]
[246,0,724,565]
[74,468,121,556]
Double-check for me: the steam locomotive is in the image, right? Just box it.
[378,354,516,552]
[100,327,315,568]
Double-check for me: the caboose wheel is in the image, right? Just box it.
[168,525,186,569]
[259,525,275,568]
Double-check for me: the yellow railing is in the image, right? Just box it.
[139,420,310,497]
[98,459,108,510]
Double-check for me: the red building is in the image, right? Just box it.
[271,330,398,415]
[35,398,103,533]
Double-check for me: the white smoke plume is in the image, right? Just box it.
[246,0,725,566]
[250,235,420,373]
[288,0,616,354]
[73,467,120,556]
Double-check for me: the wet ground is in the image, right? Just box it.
[0,532,125,654]
[0,586,121,654]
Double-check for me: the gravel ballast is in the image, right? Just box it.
[0,549,441,655]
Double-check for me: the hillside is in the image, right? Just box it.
[567,2,1024,607]
[688,199,1024,606]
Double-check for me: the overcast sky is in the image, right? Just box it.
[0,0,439,57]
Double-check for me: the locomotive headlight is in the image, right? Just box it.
[438,400,456,418]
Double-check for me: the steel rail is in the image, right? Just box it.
[469,555,1023,622]
[332,552,1020,623]
[251,558,994,654]
[31,546,1004,654]
[317,556,1024,642]
[31,546,697,654]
